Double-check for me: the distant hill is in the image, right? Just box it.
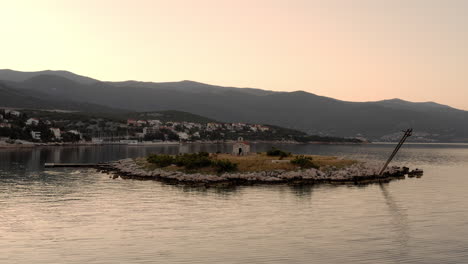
[106,80,275,96]
[369,98,457,112]
[1,69,467,142]
[0,81,123,113]
[0,69,98,85]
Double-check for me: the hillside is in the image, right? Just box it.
[0,69,98,84]
[1,69,467,142]
[0,81,121,113]
[19,109,217,124]
[123,110,217,124]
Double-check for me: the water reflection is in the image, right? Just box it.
[2,143,468,264]
[289,184,315,198]
[379,183,410,258]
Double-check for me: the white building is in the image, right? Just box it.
[177,132,189,140]
[5,110,21,117]
[136,120,147,127]
[232,137,250,156]
[127,119,137,126]
[147,120,162,126]
[143,126,159,136]
[206,122,221,131]
[67,130,82,139]
[26,118,39,126]
[231,123,246,131]
[182,122,198,129]
[250,124,269,132]
[120,139,138,144]
[31,131,41,140]
[91,138,104,144]
[50,128,61,139]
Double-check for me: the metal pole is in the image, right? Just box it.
[379,128,412,175]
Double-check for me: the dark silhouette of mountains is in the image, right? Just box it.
[0,80,121,113]
[0,69,98,84]
[1,69,467,142]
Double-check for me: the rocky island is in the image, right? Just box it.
[97,148,423,187]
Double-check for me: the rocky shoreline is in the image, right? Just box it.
[96,158,423,187]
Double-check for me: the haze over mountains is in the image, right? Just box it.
[1,69,467,142]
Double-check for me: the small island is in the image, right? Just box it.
[98,146,423,187]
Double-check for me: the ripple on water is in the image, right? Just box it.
[1,144,468,263]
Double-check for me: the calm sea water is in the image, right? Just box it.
[1,143,468,264]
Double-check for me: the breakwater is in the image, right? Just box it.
[96,158,422,187]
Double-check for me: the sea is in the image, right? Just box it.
[1,143,468,264]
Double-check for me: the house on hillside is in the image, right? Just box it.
[257,125,269,132]
[26,118,40,126]
[50,128,62,140]
[127,119,137,126]
[67,130,82,140]
[143,126,162,136]
[231,123,246,131]
[177,132,189,140]
[137,120,147,127]
[5,110,21,117]
[206,122,221,131]
[31,131,41,140]
[147,120,161,127]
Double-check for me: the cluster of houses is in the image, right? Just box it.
[0,109,83,142]
[0,108,274,144]
[0,109,20,128]
[126,119,270,142]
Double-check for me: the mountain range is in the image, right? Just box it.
[1,69,467,142]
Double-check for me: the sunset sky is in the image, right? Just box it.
[1,0,467,110]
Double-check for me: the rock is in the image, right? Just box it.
[97,159,423,187]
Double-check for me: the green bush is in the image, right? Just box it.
[174,152,212,169]
[147,154,175,167]
[291,155,319,169]
[147,152,239,173]
[213,159,238,173]
[266,147,291,158]
[197,151,210,157]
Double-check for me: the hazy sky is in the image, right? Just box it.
[1,0,467,109]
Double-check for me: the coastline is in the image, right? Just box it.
[0,140,366,149]
[97,158,422,187]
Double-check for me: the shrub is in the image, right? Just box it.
[197,151,210,157]
[147,154,175,167]
[213,159,238,173]
[266,147,291,158]
[174,152,212,169]
[291,155,319,169]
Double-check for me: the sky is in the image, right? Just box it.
[1,0,467,110]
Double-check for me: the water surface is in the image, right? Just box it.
[1,143,468,263]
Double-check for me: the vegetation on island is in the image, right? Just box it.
[290,155,320,169]
[147,152,238,173]
[142,150,356,175]
[266,147,292,158]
